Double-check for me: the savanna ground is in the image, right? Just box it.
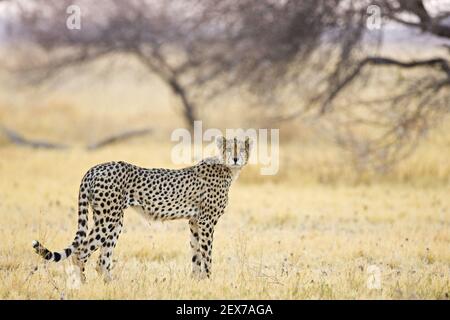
[0,68,449,299]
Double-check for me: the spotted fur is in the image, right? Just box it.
[32,136,252,281]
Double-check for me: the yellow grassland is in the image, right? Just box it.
[0,70,449,299]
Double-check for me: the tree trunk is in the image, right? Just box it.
[168,77,197,131]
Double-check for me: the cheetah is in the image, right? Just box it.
[32,136,252,281]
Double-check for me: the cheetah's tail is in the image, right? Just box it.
[31,179,90,262]
[31,240,76,262]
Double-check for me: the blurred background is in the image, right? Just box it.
[0,0,449,184]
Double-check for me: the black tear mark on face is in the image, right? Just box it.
[244,137,252,161]
[222,136,227,160]
[233,137,238,163]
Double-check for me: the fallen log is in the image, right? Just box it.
[1,125,153,150]
[0,125,69,149]
[86,127,153,150]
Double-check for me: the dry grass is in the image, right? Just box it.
[0,70,449,300]
[0,141,449,299]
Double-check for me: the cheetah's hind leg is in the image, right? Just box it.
[70,254,87,284]
[95,218,124,283]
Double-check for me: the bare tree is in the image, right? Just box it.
[4,0,207,129]
[186,0,450,171]
[2,0,449,170]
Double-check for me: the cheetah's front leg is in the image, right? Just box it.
[189,218,202,277]
[198,217,217,278]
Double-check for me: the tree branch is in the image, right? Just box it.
[386,0,450,39]
[133,49,198,129]
[323,56,450,113]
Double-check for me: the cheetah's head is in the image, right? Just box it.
[216,136,253,168]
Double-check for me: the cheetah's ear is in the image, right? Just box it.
[216,136,226,150]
